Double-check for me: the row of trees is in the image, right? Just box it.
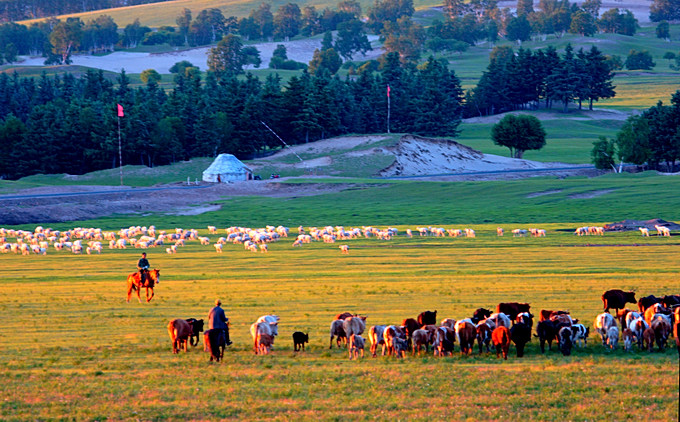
[0,53,464,179]
[466,44,615,117]
[592,91,680,173]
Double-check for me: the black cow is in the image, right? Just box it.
[417,310,437,326]
[637,295,663,313]
[204,328,226,362]
[510,321,531,357]
[535,320,558,353]
[601,289,637,314]
[471,308,492,324]
[497,303,531,320]
[185,318,205,347]
[292,331,309,351]
[557,326,573,356]
[662,295,680,309]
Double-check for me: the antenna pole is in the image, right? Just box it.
[261,121,303,163]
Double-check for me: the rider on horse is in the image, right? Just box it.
[138,252,150,285]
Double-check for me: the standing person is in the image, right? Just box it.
[208,299,232,345]
[137,252,150,285]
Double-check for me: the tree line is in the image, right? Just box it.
[592,91,680,173]
[0,0,168,22]
[465,43,615,117]
[0,53,464,179]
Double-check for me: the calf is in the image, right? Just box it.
[496,302,531,320]
[329,319,347,349]
[601,289,637,314]
[167,319,192,354]
[607,326,619,350]
[571,323,589,348]
[417,310,437,326]
[622,328,634,351]
[292,331,309,351]
[348,334,365,360]
[651,319,671,351]
[492,326,511,360]
[184,318,204,347]
[594,312,617,347]
[644,303,670,325]
[535,320,558,353]
[510,322,531,358]
[476,321,493,354]
[557,326,573,356]
[393,337,409,358]
[642,327,655,352]
[204,328,226,362]
[383,325,405,356]
[257,332,274,355]
[411,329,431,356]
[368,325,386,357]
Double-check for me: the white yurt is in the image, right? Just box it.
[202,154,253,182]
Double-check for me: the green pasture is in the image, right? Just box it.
[0,222,678,420]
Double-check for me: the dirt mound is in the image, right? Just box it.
[604,218,680,232]
[379,135,569,177]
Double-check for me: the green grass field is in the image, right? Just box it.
[1,221,678,420]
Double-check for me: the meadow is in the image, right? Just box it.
[1,221,678,420]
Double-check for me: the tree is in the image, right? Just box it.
[656,21,670,40]
[582,0,602,18]
[381,16,425,63]
[208,34,247,77]
[368,0,414,32]
[650,0,680,22]
[625,50,655,70]
[334,19,372,60]
[615,115,650,167]
[176,8,192,45]
[274,3,302,40]
[49,18,83,64]
[583,46,616,110]
[591,136,616,171]
[663,51,676,65]
[170,61,195,75]
[492,114,546,158]
[308,48,342,74]
[516,0,534,16]
[505,15,531,43]
[569,10,596,36]
[140,69,162,85]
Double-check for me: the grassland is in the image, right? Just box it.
[1,221,678,420]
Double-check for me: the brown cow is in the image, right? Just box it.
[675,321,680,357]
[539,309,569,322]
[257,333,274,355]
[651,319,671,351]
[417,310,437,326]
[496,303,531,320]
[335,312,354,320]
[492,326,511,360]
[476,322,493,354]
[644,303,670,325]
[168,319,192,354]
[411,329,431,356]
[602,289,637,314]
[402,318,422,350]
[455,320,477,356]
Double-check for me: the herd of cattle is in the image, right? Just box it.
[166,291,680,362]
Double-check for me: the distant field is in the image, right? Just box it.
[0,222,677,420]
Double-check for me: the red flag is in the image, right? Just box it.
[387,85,391,98]
[117,104,124,117]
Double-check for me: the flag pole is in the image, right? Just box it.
[117,115,123,186]
[387,85,391,134]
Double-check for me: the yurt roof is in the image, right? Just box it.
[203,154,252,174]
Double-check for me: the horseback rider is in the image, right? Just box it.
[208,299,233,346]
[137,252,150,285]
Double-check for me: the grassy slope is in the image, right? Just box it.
[0,224,677,420]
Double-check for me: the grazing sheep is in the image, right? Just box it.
[339,245,349,254]
[639,227,650,237]
[497,227,504,236]
[214,243,223,253]
[259,244,268,253]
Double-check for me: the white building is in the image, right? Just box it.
[202,154,253,182]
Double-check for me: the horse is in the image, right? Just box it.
[126,269,160,303]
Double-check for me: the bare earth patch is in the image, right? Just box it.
[526,189,563,198]
[568,189,618,199]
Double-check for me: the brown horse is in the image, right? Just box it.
[126,269,160,303]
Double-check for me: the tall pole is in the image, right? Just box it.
[387,85,391,134]
[117,115,123,186]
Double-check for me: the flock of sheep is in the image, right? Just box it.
[0,221,673,258]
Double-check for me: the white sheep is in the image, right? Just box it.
[639,227,650,237]
[339,245,349,254]
[214,243,223,253]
